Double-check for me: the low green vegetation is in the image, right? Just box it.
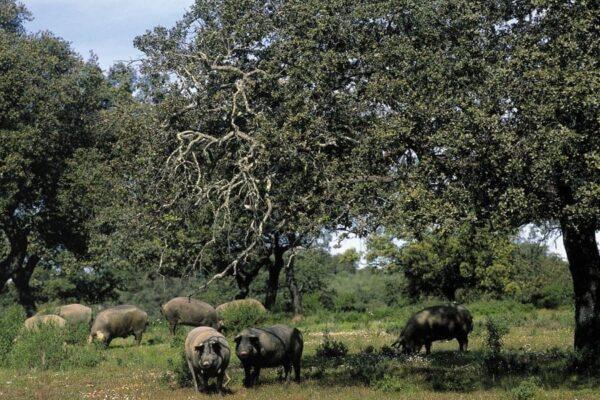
[0,299,598,399]
[217,301,267,334]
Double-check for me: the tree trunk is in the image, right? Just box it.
[285,255,303,317]
[13,254,39,317]
[0,229,27,293]
[561,220,600,353]
[234,256,265,299]
[264,246,284,310]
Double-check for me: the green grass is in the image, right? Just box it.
[1,301,599,399]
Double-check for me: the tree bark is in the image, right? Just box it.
[234,256,266,299]
[561,220,600,353]
[0,227,28,295]
[13,254,39,316]
[285,254,303,317]
[264,245,284,310]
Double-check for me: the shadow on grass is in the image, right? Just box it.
[299,347,600,393]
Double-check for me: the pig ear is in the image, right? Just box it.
[249,334,260,343]
[234,334,242,343]
[194,343,205,353]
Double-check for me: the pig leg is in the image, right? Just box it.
[187,360,202,393]
[134,331,143,346]
[169,322,177,335]
[293,357,301,382]
[201,374,210,393]
[251,366,261,386]
[424,341,432,355]
[458,334,468,352]
[283,361,291,383]
[217,371,225,393]
[243,365,253,387]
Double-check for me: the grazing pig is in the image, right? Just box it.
[161,297,219,335]
[234,324,303,387]
[24,314,66,331]
[88,305,148,347]
[185,326,230,393]
[57,304,92,325]
[393,304,473,355]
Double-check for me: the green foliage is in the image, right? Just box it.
[0,0,31,34]
[367,226,517,301]
[218,301,266,334]
[510,378,540,400]
[9,323,102,370]
[0,304,25,363]
[512,242,573,309]
[166,351,192,388]
[64,322,90,345]
[429,368,479,392]
[345,354,391,386]
[315,331,348,359]
[485,317,510,355]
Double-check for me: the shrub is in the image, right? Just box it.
[218,301,266,334]
[9,322,102,370]
[485,317,509,354]
[509,377,540,400]
[315,331,348,358]
[531,283,571,309]
[483,316,510,377]
[429,368,479,392]
[165,351,192,388]
[65,321,90,345]
[334,292,366,312]
[0,305,26,363]
[346,354,390,385]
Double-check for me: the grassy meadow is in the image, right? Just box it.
[1,300,599,400]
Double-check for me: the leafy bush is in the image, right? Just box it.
[429,368,479,392]
[484,316,510,377]
[315,331,348,358]
[9,322,102,370]
[0,305,26,363]
[531,283,571,309]
[485,317,509,354]
[334,292,366,312]
[218,301,266,334]
[346,354,390,385]
[65,321,91,345]
[510,377,540,400]
[165,351,192,388]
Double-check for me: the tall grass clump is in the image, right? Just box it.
[0,305,26,363]
[218,302,266,334]
[9,322,102,370]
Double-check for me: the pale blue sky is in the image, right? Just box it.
[24,0,194,70]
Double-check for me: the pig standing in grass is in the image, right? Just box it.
[235,324,303,387]
[57,304,92,325]
[161,297,219,334]
[88,305,148,347]
[393,304,473,355]
[24,314,66,331]
[185,326,230,393]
